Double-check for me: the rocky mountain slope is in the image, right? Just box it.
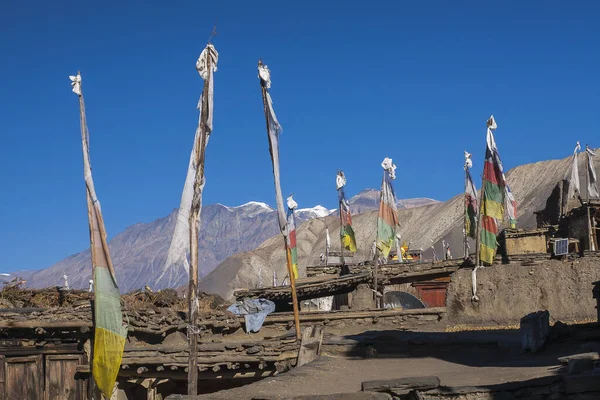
[199,152,598,300]
[20,193,436,292]
[344,189,438,214]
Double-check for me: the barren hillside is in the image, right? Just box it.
[199,151,598,300]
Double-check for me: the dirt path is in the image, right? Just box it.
[191,326,597,399]
[198,351,561,399]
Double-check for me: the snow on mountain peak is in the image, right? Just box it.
[216,201,274,217]
[217,201,334,218]
[235,201,273,210]
[295,205,334,218]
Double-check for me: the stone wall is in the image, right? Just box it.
[445,258,600,326]
[568,213,590,250]
[505,233,547,254]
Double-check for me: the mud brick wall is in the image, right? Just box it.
[568,214,591,250]
[445,258,600,325]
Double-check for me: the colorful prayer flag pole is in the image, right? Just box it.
[286,195,299,279]
[337,171,357,258]
[376,158,400,259]
[475,115,507,267]
[70,72,127,398]
[374,158,399,308]
[258,59,301,339]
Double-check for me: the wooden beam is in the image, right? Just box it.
[263,307,446,323]
[0,321,91,329]
[77,364,278,381]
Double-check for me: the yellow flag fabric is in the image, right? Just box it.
[74,77,127,398]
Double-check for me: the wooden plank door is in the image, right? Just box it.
[5,355,43,400]
[297,325,324,367]
[0,355,5,397]
[44,355,85,400]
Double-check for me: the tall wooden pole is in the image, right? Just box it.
[586,145,595,251]
[325,229,330,265]
[187,53,211,396]
[339,200,345,267]
[474,155,488,267]
[586,144,590,204]
[475,174,486,267]
[463,164,469,260]
[77,78,100,400]
[259,71,301,339]
[284,240,301,338]
[337,172,346,268]
[373,171,383,309]
[76,72,124,399]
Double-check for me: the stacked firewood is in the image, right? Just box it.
[0,303,242,340]
[120,337,300,374]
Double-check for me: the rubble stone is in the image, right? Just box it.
[520,310,550,353]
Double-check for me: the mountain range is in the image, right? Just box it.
[16,191,438,291]
[19,150,597,298]
[197,151,600,300]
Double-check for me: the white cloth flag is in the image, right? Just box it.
[69,73,82,95]
[258,62,287,235]
[567,141,581,200]
[587,147,599,199]
[159,44,217,287]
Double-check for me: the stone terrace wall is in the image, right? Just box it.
[446,258,600,326]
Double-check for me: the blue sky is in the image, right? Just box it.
[1,1,598,272]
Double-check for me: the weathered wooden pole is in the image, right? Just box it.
[474,123,491,268]
[75,72,101,400]
[325,229,330,265]
[187,49,213,396]
[586,144,590,204]
[258,60,301,339]
[463,158,470,260]
[72,71,126,399]
[339,200,346,267]
[585,144,595,251]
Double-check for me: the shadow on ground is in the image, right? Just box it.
[333,322,599,370]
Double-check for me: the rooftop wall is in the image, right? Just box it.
[445,257,599,326]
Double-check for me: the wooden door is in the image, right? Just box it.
[4,355,43,400]
[0,355,5,397]
[44,355,84,400]
[412,279,450,308]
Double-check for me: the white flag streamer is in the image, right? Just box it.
[159,44,218,287]
[567,141,581,200]
[69,73,81,95]
[587,146,599,199]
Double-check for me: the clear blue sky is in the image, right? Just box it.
[1,1,598,272]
